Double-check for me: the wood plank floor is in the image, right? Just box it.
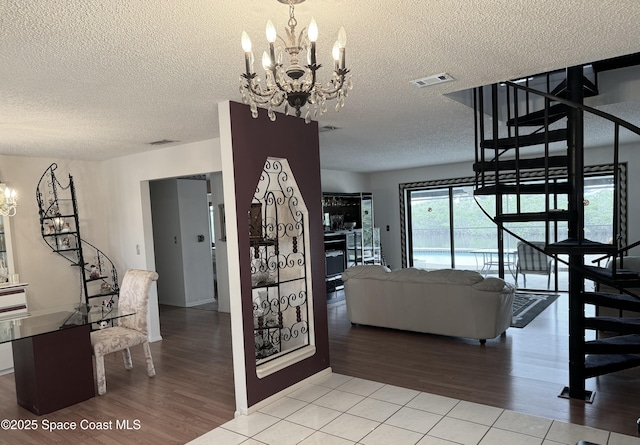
[0,295,639,444]
[328,293,640,438]
[0,305,236,445]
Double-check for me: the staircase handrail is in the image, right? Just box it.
[477,79,640,295]
[592,239,640,266]
[503,80,640,136]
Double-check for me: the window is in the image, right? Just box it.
[400,164,626,292]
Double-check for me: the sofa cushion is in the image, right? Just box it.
[389,268,483,285]
[473,276,513,292]
[341,265,391,280]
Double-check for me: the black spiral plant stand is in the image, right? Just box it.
[36,163,119,309]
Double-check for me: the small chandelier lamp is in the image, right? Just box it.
[240,0,352,123]
[0,184,17,217]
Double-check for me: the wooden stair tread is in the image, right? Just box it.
[494,210,571,223]
[585,317,640,334]
[480,129,568,150]
[582,265,640,288]
[473,155,568,173]
[474,183,570,196]
[506,103,569,127]
[545,239,618,254]
[583,292,640,312]
[584,354,640,378]
[585,334,640,353]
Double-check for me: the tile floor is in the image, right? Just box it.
[187,373,640,445]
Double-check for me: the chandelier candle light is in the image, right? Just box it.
[240,0,352,122]
[0,184,17,217]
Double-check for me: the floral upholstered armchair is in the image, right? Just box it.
[90,269,159,395]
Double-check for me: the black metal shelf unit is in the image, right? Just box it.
[36,163,119,308]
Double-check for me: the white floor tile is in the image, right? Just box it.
[287,384,334,403]
[314,373,354,389]
[186,427,249,444]
[286,403,342,430]
[336,377,385,396]
[190,374,631,445]
[493,410,552,439]
[298,431,356,445]
[221,412,280,437]
[479,428,543,445]
[447,400,504,426]
[346,397,401,422]
[314,389,365,412]
[385,406,443,434]
[360,424,425,445]
[417,435,461,444]
[369,384,420,405]
[258,396,308,419]
[545,420,610,445]
[252,420,315,445]
[407,392,460,415]
[320,413,380,442]
[609,432,640,445]
[427,417,490,445]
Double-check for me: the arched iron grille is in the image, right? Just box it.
[251,158,309,364]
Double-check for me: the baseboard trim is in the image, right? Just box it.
[238,367,333,417]
[186,298,216,307]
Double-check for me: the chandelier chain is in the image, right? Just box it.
[288,2,297,28]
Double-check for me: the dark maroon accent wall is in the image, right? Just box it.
[227,101,329,406]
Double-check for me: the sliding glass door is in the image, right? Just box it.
[408,188,452,270]
[403,170,620,293]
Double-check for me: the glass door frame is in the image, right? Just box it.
[399,163,626,292]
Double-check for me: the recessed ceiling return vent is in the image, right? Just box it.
[411,73,455,88]
[319,125,341,133]
[149,139,178,146]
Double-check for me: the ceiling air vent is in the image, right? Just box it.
[149,139,178,146]
[411,73,455,88]
[319,125,341,133]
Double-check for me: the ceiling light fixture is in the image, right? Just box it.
[240,0,352,123]
[0,184,17,217]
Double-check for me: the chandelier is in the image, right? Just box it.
[0,184,17,217]
[240,0,352,123]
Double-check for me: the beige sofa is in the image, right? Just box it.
[341,265,515,344]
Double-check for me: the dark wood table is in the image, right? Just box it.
[0,305,134,415]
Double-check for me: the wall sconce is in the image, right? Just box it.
[0,184,17,217]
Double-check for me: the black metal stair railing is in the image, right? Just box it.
[36,163,119,308]
[472,67,640,403]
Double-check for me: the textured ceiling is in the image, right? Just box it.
[2,0,640,172]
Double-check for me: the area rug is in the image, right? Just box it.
[511,292,560,328]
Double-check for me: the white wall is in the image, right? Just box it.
[321,169,371,193]
[100,138,224,342]
[0,155,111,311]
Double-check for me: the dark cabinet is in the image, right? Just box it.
[322,193,382,292]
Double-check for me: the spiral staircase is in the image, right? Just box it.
[473,64,640,402]
[36,163,119,308]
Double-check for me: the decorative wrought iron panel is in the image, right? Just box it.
[250,158,310,365]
